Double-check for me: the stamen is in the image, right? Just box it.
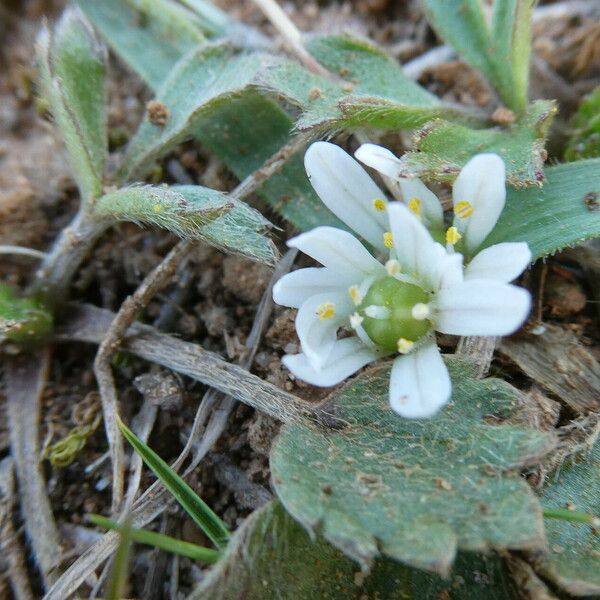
[372,198,387,212]
[411,303,430,320]
[364,305,391,320]
[348,285,362,306]
[383,231,394,249]
[454,200,474,219]
[407,197,422,216]
[316,302,335,320]
[446,226,462,245]
[385,259,401,276]
[349,312,364,329]
[397,338,414,354]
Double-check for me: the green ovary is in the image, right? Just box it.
[359,276,431,352]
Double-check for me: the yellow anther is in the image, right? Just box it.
[454,200,474,219]
[348,285,362,306]
[372,198,387,212]
[397,338,414,354]
[446,226,462,246]
[152,204,162,213]
[407,197,422,216]
[385,259,401,276]
[383,231,394,249]
[316,302,336,320]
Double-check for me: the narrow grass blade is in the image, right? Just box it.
[89,514,221,562]
[105,516,132,600]
[117,417,230,549]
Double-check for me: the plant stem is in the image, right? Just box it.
[543,507,600,526]
[30,207,109,307]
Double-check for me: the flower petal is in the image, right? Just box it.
[389,342,451,418]
[305,142,389,250]
[282,337,379,387]
[387,202,446,291]
[435,279,531,336]
[465,242,532,282]
[288,227,384,278]
[296,292,354,368]
[452,153,506,253]
[355,143,444,229]
[273,267,358,308]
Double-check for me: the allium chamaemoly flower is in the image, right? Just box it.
[273,142,532,418]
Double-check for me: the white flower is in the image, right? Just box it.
[273,142,532,419]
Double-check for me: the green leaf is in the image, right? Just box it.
[77,0,199,88]
[421,0,534,112]
[36,7,107,199]
[536,441,600,596]
[88,514,220,562]
[191,500,521,599]
[395,100,556,188]
[262,35,483,132]
[0,284,53,345]
[105,517,132,600]
[490,0,535,112]
[482,158,600,259]
[117,417,230,549]
[270,357,555,574]
[119,45,273,181]
[94,184,275,264]
[565,86,600,161]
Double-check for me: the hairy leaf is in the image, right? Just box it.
[271,357,555,574]
[192,500,521,599]
[396,100,556,187]
[0,284,53,345]
[36,7,107,199]
[95,184,276,264]
[536,441,600,596]
[118,417,230,549]
[422,0,534,112]
[482,158,600,259]
[120,45,273,181]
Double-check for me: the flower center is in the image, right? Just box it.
[357,276,431,352]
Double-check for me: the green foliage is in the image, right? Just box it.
[94,184,275,264]
[536,441,600,596]
[565,86,600,161]
[262,34,473,132]
[482,158,600,259]
[421,0,534,112]
[0,284,53,345]
[89,514,220,562]
[397,100,556,187]
[191,500,521,600]
[119,45,271,181]
[105,517,132,600]
[117,417,230,549]
[36,7,107,199]
[271,357,555,574]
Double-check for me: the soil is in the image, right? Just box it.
[1,1,599,599]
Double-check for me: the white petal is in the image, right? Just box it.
[435,279,531,336]
[354,143,402,179]
[273,267,357,308]
[389,342,451,418]
[465,242,532,282]
[296,292,353,368]
[452,153,506,253]
[305,142,389,250]
[288,227,384,278]
[282,337,379,387]
[355,144,444,230]
[387,202,445,291]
